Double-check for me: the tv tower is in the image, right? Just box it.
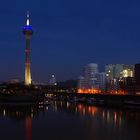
[23,11,33,85]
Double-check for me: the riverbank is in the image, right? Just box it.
[50,93,140,109]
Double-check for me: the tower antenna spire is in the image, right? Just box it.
[26,11,30,26]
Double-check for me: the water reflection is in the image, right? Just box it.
[53,101,140,133]
[0,105,39,120]
[0,102,140,140]
[0,105,40,140]
[25,116,32,140]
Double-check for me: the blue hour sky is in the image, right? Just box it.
[0,0,140,83]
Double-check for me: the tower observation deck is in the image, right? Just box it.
[23,11,33,85]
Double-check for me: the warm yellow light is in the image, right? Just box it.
[108,90,127,95]
[122,69,133,77]
[25,65,31,85]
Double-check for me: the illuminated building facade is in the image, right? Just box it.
[96,72,106,91]
[78,63,105,93]
[84,63,98,88]
[78,76,85,89]
[106,64,134,80]
[105,64,134,93]
[23,12,33,85]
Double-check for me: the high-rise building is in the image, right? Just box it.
[84,63,98,88]
[78,76,85,89]
[135,64,140,93]
[105,64,134,92]
[96,72,106,91]
[135,64,140,85]
[106,64,134,80]
[119,77,135,94]
[78,63,105,93]
[23,12,33,85]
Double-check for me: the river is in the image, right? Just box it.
[0,101,139,140]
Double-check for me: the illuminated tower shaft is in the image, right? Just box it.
[23,12,33,85]
[25,35,31,85]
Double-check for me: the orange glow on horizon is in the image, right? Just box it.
[77,88,101,94]
[77,88,127,95]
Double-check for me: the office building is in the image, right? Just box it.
[105,64,134,92]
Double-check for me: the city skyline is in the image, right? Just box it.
[1,1,140,140]
[0,0,140,82]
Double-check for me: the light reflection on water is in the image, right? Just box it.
[0,102,140,140]
[25,116,32,140]
[55,101,124,126]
